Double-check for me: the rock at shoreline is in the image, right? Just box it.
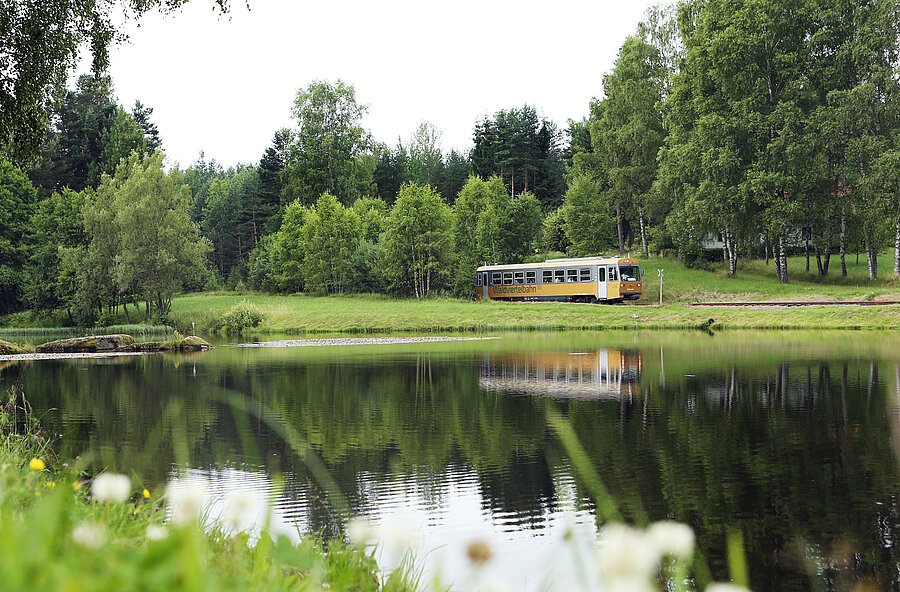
[0,340,24,355]
[178,336,212,351]
[32,334,212,354]
[36,334,136,353]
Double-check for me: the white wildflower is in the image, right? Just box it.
[378,512,422,571]
[381,512,421,555]
[478,578,511,592]
[221,489,264,533]
[146,524,168,541]
[596,524,660,581]
[706,585,752,592]
[346,517,375,547]
[167,478,209,525]
[91,472,130,504]
[604,578,657,592]
[72,521,106,548]
[648,520,695,559]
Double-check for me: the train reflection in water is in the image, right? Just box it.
[479,349,642,399]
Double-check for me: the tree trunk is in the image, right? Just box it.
[778,236,789,284]
[840,206,847,277]
[726,231,737,276]
[804,227,810,272]
[122,297,131,324]
[131,294,143,322]
[774,243,782,280]
[822,224,832,276]
[895,217,900,279]
[865,233,877,280]
[639,208,648,257]
[765,233,771,266]
[616,206,624,257]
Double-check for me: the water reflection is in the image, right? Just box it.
[3,333,900,591]
[479,349,642,399]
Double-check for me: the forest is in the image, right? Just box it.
[1,0,899,324]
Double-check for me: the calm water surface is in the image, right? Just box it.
[4,330,900,591]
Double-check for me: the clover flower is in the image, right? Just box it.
[647,520,695,559]
[146,524,168,541]
[221,489,265,533]
[596,524,660,582]
[346,517,375,547]
[167,478,209,525]
[92,473,131,504]
[72,522,106,548]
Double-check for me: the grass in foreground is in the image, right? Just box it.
[0,395,413,592]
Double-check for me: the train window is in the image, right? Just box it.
[554,269,565,283]
[579,268,591,282]
[542,270,552,283]
[619,265,640,282]
[476,274,481,286]
[514,271,525,284]
[608,267,618,281]
[491,272,501,285]
[503,272,513,285]
[597,267,606,281]
[567,269,578,282]
[526,271,536,284]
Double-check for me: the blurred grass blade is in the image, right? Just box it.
[727,528,749,587]
[546,406,621,523]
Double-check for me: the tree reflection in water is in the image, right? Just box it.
[2,333,900,591]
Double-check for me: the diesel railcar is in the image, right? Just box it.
[475,256,643,303]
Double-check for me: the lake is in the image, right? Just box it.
[3,330,900,592]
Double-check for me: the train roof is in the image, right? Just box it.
[476,257,640,272]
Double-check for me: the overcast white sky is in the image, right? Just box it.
[96,0,661,168]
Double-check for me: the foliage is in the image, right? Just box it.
[562,176,616,256]
[247,235,277,292]
[381,183,452,298]
[299,194,361,294]
[0,0,229,166]
[215,299,265,334]
[0,160,38,313]
[471,105,566,208]
[281,80,372,205]
[66,151,210,323]
[270,200,310,293]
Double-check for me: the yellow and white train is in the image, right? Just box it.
[475,256,643,303]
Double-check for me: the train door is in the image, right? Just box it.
[597,266,607,301]
[482,273,490,299]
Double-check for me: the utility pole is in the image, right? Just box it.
[658,269,664,305]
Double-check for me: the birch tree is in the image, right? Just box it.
[382,183,451,298]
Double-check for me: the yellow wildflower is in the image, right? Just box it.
[29,458,45,471]
[143,489,150,499]
[72,481,83,491]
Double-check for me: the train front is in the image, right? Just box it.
[618,260,643,301]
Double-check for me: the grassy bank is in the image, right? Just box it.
[166,293,900,333]
[4,254,899,334]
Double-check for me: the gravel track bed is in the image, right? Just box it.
[227,336,500,348]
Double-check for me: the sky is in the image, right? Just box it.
[98,0,662,168]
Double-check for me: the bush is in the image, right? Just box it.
[215,300,265,335]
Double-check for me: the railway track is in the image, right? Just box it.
[691,300,900,307]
